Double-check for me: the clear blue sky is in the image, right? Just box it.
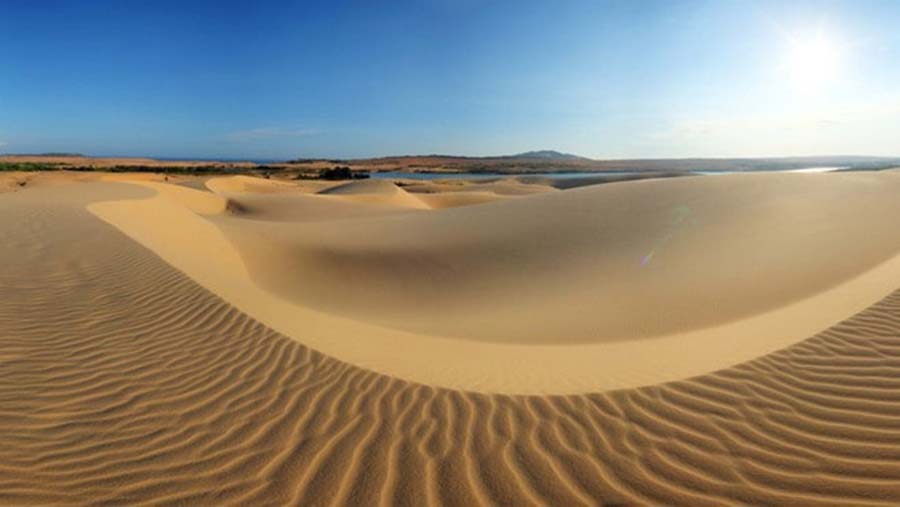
[2,0,899,160]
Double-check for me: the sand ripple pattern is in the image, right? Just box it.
[1,188,899,506]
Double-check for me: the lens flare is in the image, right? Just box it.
[784,30,841,92]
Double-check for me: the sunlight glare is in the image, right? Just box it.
[784,31,841,92]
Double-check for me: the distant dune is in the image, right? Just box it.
[316,179,430,208]
[2,170,900,505]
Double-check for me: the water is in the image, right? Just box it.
[372,171,652,180]
[372,167,847,180]
[785,166,846,173]
[696,166,846,175]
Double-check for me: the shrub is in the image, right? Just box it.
[317,166,369,180]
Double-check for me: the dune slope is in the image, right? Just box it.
[223,173,900,342]
[317,179,429,209]
[89,172,900,393]
[1,181,899,506]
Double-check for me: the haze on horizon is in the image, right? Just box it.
[2,0,899,160]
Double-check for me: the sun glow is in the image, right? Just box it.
[783,31,841,91]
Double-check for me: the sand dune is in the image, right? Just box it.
[397,177,557,196]
[227,172,900,342]
[206,174,312,194]
[198,178,418,223]
[1,176,899,505]
[382,178,553,207]
[316,179,431,209]
[0,169,181,193]
[89,171,900,394]
[415,190,512,208]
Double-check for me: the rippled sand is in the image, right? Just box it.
[2,171,899,506]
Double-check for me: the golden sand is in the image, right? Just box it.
[2,171,899,505]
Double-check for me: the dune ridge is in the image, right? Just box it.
[89,172,900,393]
[1,181,899,505]
[226,172,900,342]
[316,179,430,209]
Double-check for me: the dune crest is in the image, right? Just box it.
[317,179,430,209]
[89,172,900,393]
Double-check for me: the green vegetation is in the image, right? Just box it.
[0,162,63,171]
[294,166,370,180]
[0,162,279,175]
[319,166,352,180]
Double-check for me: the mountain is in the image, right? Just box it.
[512,150,587,160]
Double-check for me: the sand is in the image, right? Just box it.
[89,172,900,392]
[2,171,900,505]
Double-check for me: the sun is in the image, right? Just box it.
[783,31,841,91]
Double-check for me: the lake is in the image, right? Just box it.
[371,167,847,180]
[370,171,640,180]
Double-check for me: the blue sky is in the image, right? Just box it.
[2,0,899,159]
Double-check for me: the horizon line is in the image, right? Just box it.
[3,152,900,163]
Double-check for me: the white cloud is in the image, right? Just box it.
[225,127,321,143]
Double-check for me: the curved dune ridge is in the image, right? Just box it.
[222,173,900,342]
[317,179,431,209]
[88,171,900,393]
[1,180,899,506]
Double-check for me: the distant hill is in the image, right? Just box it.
[511,150,587,160]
